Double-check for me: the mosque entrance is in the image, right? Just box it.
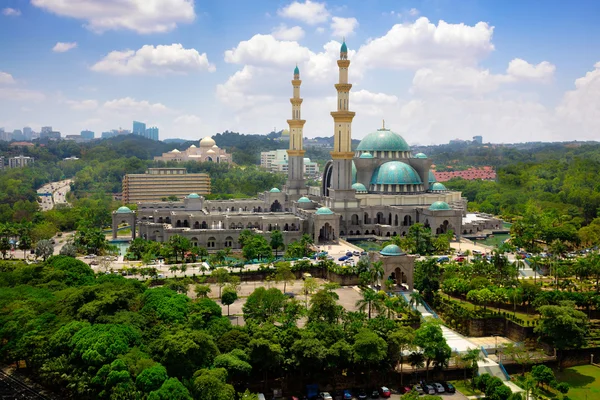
[391,267,408,290]
[270,200,283,212]
[436,220,450,234]
[318,223,335,243]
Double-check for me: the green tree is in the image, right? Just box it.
[355,287,384,319]
[148,378,192,400]
[302,277,319,308]
[35,239,54,260]
[308,289,341,323]
[192,368,235,400]
[531,364,555,389]
[242,287,286,322]
[270,230,284,259]
[212,267,230,297]
[59,242,77,257]
[136,364,168,393]
[353,328,387,374]
[167,235,191,263]
[414,320,452,380]
[221,287,238,316]
[274,261,295,292]
[387,326,415,385]
[195,284,212,298]
[18,234,32,259]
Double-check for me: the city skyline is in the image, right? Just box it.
[0,0,599,144]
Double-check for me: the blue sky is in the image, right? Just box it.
[0,0,599,144]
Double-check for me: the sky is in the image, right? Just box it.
[0,0,599,145]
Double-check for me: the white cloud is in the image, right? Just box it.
[506,58,555,82]
[0,71,16,85]
[272,24,305,41]
[91,44,215,75]
[102,97,171,114]
[52,42,77,53]
[353,89,398,104]
[0,87,45,101]
[277,0,330,25]
[316,27,325,34]
[174,114,202,125]
[31,0,195,34]
[408,8,419,17]
[224,34,313,67]
[330,16,358,37]
[355,17,495,70]
[2,8,21,16]
[66,99,98,110]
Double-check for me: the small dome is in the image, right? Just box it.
[297,197,311,203]
[359,152,374,159]
[430,182,447,191]
[315,207,334,215]
[190,144,196,148]
[380,244,405,256]
[429,170,437,184]
[370,161,422,185]
[294,65,300,75]
[429,201,452,211]
[352,183,368,193]
[414,152,427,159]
[212,144,219,148]
[340,41,348,54]
[170,149,180,153]
[187,193,200,199]
[356,129,411,152]
[207,149,216,154]
[269,188,281,193]
[200,136,216,148]
[116,206,132,213]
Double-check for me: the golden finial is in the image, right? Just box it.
[382,119,385,130]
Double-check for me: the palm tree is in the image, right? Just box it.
[355,287,383,319]
[460,348,483,384]
[180,264,188,276]
[169,265,179,277]
[370,260,384,288]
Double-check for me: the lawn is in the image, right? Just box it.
[555,365,600,400]
[442,293,539,323]
[449,380,482,396]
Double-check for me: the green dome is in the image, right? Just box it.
[352,183,368,193]
[380,244,405,256]
[356,129,411,152]
[352,161,357,184]
[341,41,347,53]
[429,170,436,183]
[370,162,422,185]
[116,206,132,213]
[187,193,200,199]
[359,152,374,159]
[429,201,451,211]
[414,152,427,159]
[298,197,311,203]
[294,65,299,75]
[269,188,281,193]
[430,182,447,191]
[315,207,334,215]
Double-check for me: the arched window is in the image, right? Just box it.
[207,237,216,248]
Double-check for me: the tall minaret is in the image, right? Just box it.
[286,65,306,195]
[327,40,358,208]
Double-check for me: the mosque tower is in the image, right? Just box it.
[286,65,307,197]
[326,40,359,209]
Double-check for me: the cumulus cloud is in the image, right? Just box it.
[2,8,21,16]
[0,71,16,85]
[0,87,45,101]
[102,97,171,114]
[91,44,215,75]
[31,0,195,33]
[272,24,305,41]
[506,58,555,82]
[66,99,98,110]
[52,42,77,53]
[174,114,202,125]
[330,17,358,37]
[408,8,419,17]
[277,0,330,25]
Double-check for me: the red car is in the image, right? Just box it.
[379,386,391,398]
[399,386,412,394]
[454,256,465,262]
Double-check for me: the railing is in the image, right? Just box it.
[421,299,440,319]
[481,346,489,357]
[498,362,511,381]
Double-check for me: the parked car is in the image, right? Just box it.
[338,256,348,261]
[454,256,465,262]
[414,385,424,395]
[370,389,379,398]
[424,384,436,395]
[320,392,333,400]
[437,256,450,263]
[472,250,482,255]
[433,383,445,393]
[441,382,456,393]
[355,389,367,399]
[379,386,391,398]
[399,386,412,394]
[342,389,352,399]
[353,251,360,256]
[346,251,353,257]
[360,251,368,256]
[302,273,312,280]
[284,292,295,298]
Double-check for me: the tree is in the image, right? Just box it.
[213,350,252,385]
[242,232,272,261]
[355,287,384,319]
[35,239,54,260]
[18,234,32,259]
[212,267,230,297]
[167,235,191,262]
[353,328,388,377]
[59,242,77,257]
[192,368,235,400]
[274,261,295,292]
[414,320,452,380]
[457,348,482,383]
[0,236,10,259]
[302,277,319,308]
[195,284,212,298]
[503,342,543,376]
[270,230,284,259]
[136,364,168,393]
[308,289,341,323]
[242,287,286,322]
[148,378,192,400]
[535,301,589,369]
[221,287,238,316]
[531,364,555,389]
[387,326,415,385]
[414,258,441,303]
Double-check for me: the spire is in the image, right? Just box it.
[340,38,348,60]
[382,119,385,130]
[294,64,299,76]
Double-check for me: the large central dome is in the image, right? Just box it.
[357,128,410,152]
[370,161,422,185]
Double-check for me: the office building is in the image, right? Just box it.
[81,130,94,140]
[0,128,8,142]
[101,131,116,139]
[23,127,32,140]
[260,149,319,177]
[145,127,159,141]
[0,156,4,170]
[12,130,24,141]
[122,168,211,203]
[9,155,34,168]
[473,135,483,145]
[133,121,146,136]
[40,130,60,140]
[41,126,52,135]
[260,149,288,170]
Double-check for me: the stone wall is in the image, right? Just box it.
[468,317,534,342]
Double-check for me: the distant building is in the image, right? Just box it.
[40,130,60,140]
[12,129,24,141]
[260,149,288,170]
[9,155,34,168]
[9,141,35,148]
[155,136,230,164]
[102,129,130,139]
[0,156,4,170]
[473,135,483,145]
[80,130,94,140]
[260,149,318,176]
[65,135,86,143]
[122,168,211,203]
[434,166,496,182]
[41,126,52,134]
[449,138,468,145]
[0,128,9,142]
[145,126,159,141]
[101,131,116,139]
[23,127,32,140]
[133,121,146,137]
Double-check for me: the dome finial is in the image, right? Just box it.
[340,38,348,59]
[294,63,299,76]
[382,119,385,130]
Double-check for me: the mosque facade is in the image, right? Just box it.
[113,41,467,249]
[154,136,230,164]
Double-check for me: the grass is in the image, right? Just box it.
[449,380,482,396]
[555,365,600,400]
[443,293,539,323]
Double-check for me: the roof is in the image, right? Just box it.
[380,244,405,256]
[359,152,374,159]
[297,196,311,203]
[429,170,437,183]
[341,41,347,53]
[430,182,447,191]
[187,193,200,199]
[269,188,281,193]
[414,152,427,159]
[370,161,422,185]
[356,128,411,152]
[294,65,300,75]
[351,183,368,193]
[116,206,132,213]
[200,136,216,148]
[315,207,334,215]
[429,201,452,211]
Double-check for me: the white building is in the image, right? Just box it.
[155,136,230,164]
[9,155,34,168]
[260,149,288,170]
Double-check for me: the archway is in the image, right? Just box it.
[376,212,384,224]
[225,236,233,247]
[364,212,369,224]
[201,221,208,229]
[207,237,216,248]
[394,215,398,226]
[388,213,392,225]
[424,219,430,229]
[165,217,171,224]
[318,222,335,243]
[322,161,333,197]
[191,237,198,247]
[437,220,450,234]
[194,221,200,229]
[183,220,189,227]
[351,214,359,225]
[270,200,282,212]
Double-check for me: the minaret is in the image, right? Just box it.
[286,65,307,196]
[327,40,358,208]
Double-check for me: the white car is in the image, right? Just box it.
[320,392,333,400]
[433,383,445,393]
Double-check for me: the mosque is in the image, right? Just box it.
[154,136,230,163]
[113,41,470,250]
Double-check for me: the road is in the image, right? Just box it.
[37,179,71,211]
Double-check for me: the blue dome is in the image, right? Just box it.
[357,129,411,152]
[294,65,299,75]
[430,182,447,191]
[315,207,334,215]
[116,206,132,213]
[429,170,437,183]
[352,183,368,193]
[269,188,281,193]
[187,193,200,199]
[380,244,405,256]
[359,152,374,159]
[429,201,451,211]
[370,162,422,185]
[414,152,427,159]
[298,197,311,203]
[341,41,348,53]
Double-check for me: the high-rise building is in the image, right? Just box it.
[101,131,115,139]
[41,126,52,134]
[12,130,24,141]
[80,130,95,140]
[122,168,211,203]
[0,156,4,170]
[145,126,159,141]
[40,130,60,140]
[9,155,34,168]
[23,127,32,140]
[0,128,8,142]
[260,149,288,170]
[133,121,146,137]
[473,135,483,145]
